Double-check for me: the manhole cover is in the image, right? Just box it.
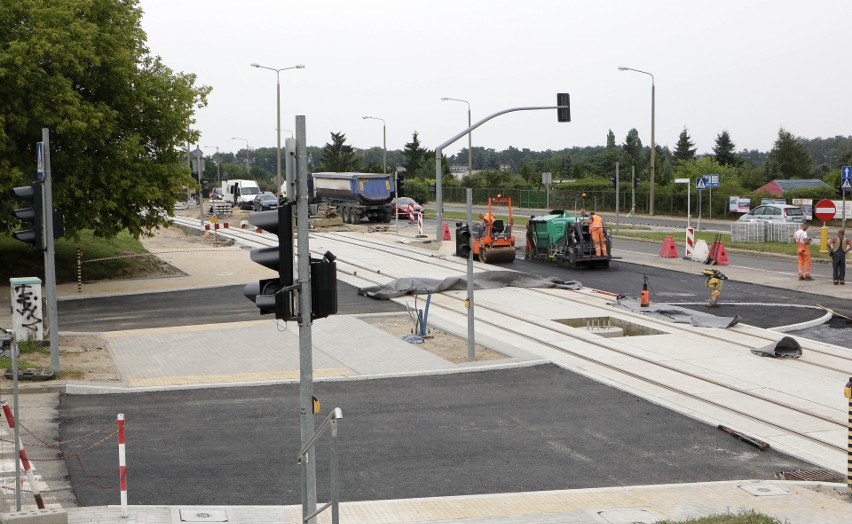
[739,483,789,496]
[777,469,845,483]
[597,508,657,523]
[178,508,228,522]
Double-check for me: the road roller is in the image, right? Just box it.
[454,196,517,264]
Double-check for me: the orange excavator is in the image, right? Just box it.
[454,196,516,264]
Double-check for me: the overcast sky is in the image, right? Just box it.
[139,0,852,160]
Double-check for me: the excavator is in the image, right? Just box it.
[454,196,516,264]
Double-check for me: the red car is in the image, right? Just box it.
[395,197,423,219]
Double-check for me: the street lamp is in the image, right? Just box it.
[231,137,250,176]
[204,146,221,184]
[363,116,397,233]
[618,66,656,216]
[250,63,305,197]
[441,97,473,180]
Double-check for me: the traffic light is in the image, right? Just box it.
[609,176,616,189]
[557,93,571,123]
[10,183,43,249]
[243,203,294,319]
[243,202,338,320]
[397,175,405,197]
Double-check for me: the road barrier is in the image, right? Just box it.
[118,414,127,518]
[1,400,44,509]
[684,227,695,259]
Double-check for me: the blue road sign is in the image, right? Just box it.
[36,142,44,180]
[696,177,707,190]
[842,166,851,182]
[702,174,720,187]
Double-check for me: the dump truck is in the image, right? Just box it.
[310,172,395,224]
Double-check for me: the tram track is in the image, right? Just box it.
[173,217,850,462]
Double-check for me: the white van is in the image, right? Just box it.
[222,180,261,209]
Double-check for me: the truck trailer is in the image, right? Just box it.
[310,172,395,224]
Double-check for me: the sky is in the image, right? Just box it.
[138,0,852,160]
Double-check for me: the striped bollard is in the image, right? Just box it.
[1,401,45,509]
[684,227,695,259]
[417,211,423,236]
[77,248,83,293]
[409,203,415,222]
[118,413,128,518]
[845,378,851,494]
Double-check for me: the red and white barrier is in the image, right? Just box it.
[408,204,416,222]
[118,413,128,518]
[684,227,695,259]
[417,211,423,236]
[1,400,45,509]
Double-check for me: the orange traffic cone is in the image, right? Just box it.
[660,236,678,258]
[715,243,729,265]
[442,223,451,241]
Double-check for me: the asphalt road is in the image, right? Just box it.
[59,364,815,506]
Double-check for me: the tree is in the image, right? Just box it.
[623,129,643,167]
[0,0,210,238]
[713,131,740,167]
[402,132,428,178]
[765,128,813,179]
[318,132,360,172]
[606,129,616,149]
[673,128,697,165]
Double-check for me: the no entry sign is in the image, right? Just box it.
[813,199,836,221]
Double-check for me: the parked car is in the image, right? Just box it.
[210,188,224,201]
[252,192,279,211]
[395,197,423,218]
[737,204,804,223]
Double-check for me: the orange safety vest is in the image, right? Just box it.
[589,214,604,231]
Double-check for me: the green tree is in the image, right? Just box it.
[765,128,813,179]
[318,132,360,172]
[713,131,740,167]
[623,129,643,167]
[0,0,210,237]
[606,129,616,149]
[673,128,697,165]
[403,131,428,178]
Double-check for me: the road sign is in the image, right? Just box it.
[843,179,851,190]
[842,166,851,182]
[703,174,719,187]
[695,177,707,190]
[36,142,44,180]
[813,199,836,221]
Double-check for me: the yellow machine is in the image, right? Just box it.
[703,269,728,307]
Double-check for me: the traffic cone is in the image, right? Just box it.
[660,236,678,258]
[442,223,451,241]
[715,243,729,265]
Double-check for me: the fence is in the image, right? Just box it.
[730,221,798,243]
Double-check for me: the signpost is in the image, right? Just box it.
[703,174,719,219]
[814,199,836,253]
[695,177,706,230]
[841,166,851,227]
[675,177,690,228]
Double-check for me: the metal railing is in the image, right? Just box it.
[297,407,343,524]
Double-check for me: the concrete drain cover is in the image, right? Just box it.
[739,483,789,496]
[597,508,657,523]
[178,508,228,522]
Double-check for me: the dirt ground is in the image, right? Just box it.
[3,219,505,387]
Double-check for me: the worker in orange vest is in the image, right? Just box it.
[589,211,608,256]
[793,222,813,280]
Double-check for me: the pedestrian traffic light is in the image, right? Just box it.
[397,175,406,197]
[10,183,43,249]
[243,203,294,319]
[557,93,571,122]
[609,176,616,189]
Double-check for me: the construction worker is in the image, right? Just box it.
[793,222,813,281]
[524,216,535,259]
[589,211,608,257]
[828,229,852,285]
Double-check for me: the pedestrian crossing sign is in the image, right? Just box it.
[843,179,851,190]
[696,177,707,190]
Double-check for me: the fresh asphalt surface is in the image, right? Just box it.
[59,364,816,507]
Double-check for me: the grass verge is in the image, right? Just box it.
[0,230,154,284]
[657,508,784,523]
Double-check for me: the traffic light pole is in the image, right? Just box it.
[295,115,317,519]
[41,128,59,373]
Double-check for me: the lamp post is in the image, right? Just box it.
[618,66,656,216]
[204,146,221,184]
[231,137,250,176]
[363,116,396,233]
[441,97,473,179]
[250,63,305,197]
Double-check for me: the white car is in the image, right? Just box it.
[737,204,804,223]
